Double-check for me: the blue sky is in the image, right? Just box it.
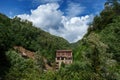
[0,0,106,43]
[0,0,106,17]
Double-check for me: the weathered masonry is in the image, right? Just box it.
[55,50,72,69]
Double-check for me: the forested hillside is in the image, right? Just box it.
[73,0,120,79]
[0,13,70,60]
[0,0,120,80]
[0,13,70,79]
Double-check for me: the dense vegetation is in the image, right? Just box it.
[0,13,70,79]
[0,0,120,80]
[73,0,120,79]
[0,14,70,59]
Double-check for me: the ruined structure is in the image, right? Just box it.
[14,46,35,59]
[55,50,72,69]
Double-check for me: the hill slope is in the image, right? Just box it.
[0,0,120,80]
[0,14,70,61]
[0,13,71,79]
[72,1,120,79]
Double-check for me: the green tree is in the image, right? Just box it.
[4,50,41,80]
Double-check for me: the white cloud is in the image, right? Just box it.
[65,2,85,17]
[18,3,63,31]
[17,3,93,43]
[49,15,93,42]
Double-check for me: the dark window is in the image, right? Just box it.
[61,57,64,60]
[68,57,72,60]
[57,57,60,60]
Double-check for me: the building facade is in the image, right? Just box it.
[55,50,72,69]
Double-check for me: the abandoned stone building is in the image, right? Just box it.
[55,50,72,69]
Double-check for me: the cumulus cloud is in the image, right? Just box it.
[17,3,93,43]
[49,15,93,42]
[18,3,63,31]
